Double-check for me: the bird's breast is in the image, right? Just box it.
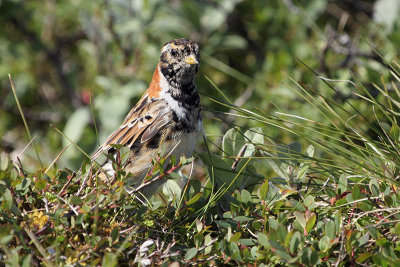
[165,122,202,159]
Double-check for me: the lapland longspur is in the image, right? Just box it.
[91,38,202,197]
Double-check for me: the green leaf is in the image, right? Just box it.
[222,128,243,160]
[289,231,302,254]
[242,127,263,160]
[259,180,269,200]
[119,146,131,165]
[229,232,241,243]
[194,232,204,248]
[373,254,391,267]
[0,225,13,245]
[358,233,369,247]
[35,179,47,190]
[303,195,315,209]
[377,237,388,246]
[319,236,331,252]
[265,156,290,181]
[269,239,292,261]
[276,145,291,162]
[276,225,288,242]
[70,195,83,205]
[229,242,241,260]
[185,247,198,260]
[244,127,264,145]
[325,188,336,198]
[393,222,400,235]
[186,192,203,206]
[215,220,233,229]
[240,189,252,204]
[293,211,306,229]
[325,220,336,239]
[252,221,262,231]
[204,234,213,254]
[81,204,91,213]
[338,175,347,194]
[168,172,182,180]
[257,232,269,248]
[344,193,353,204]
[306,145,314,157]
[22,255,32,267]
[0,152,9,171]
[390,124,400,141]
[238,239,255,246]
[233,216,253,222]
[368,226,378,239]
[179,156,194,165]
[369,179,380,196]
[0,234,13,245]
[15,178,31,192]
[269,218,278,230]
[357,252,373,263]
[201,5,228,32]
[111,227,119,242]
[284,230,293,248]
[352,184,361,200]
[335,198,347,206]
[95,79,144,133]
[198,152,236,193]
[5,253,19,267]
[305,213,316,234]
[223,211,232,219]
[300,247,320,265]
[297,164,309,180]
[102,253,117,267]
[164,179,182,202]
[2,189,13,210]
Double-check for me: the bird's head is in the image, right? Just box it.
[159,38,200,87]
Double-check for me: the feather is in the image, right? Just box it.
[91,96,171,160]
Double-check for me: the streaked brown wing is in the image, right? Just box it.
[91,98,170,160]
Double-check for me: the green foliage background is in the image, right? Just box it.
[2,0,400,265]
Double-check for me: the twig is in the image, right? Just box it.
[174,158,195,218]
[335,227,346,266]
[9,74,43,168]
[44,144,71,174]
[55,194,79,216]
[231,144,248,171]
[58,173,75,196]
[354,207,400,222]
[197,238,218,254]
[76,170,91,196]
[23,227,54,267]
[43,194,49,213]
[132,163,183,193]
[16,157,27,178]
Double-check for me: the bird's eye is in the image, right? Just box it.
[170,49,178,57]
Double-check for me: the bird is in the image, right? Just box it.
[90,38,202,198]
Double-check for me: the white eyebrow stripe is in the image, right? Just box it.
[162,44,171,53]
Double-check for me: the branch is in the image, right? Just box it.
[131,162,182,193]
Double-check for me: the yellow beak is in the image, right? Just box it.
[185,55,198,65]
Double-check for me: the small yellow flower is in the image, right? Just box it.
[27,210,49,229]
